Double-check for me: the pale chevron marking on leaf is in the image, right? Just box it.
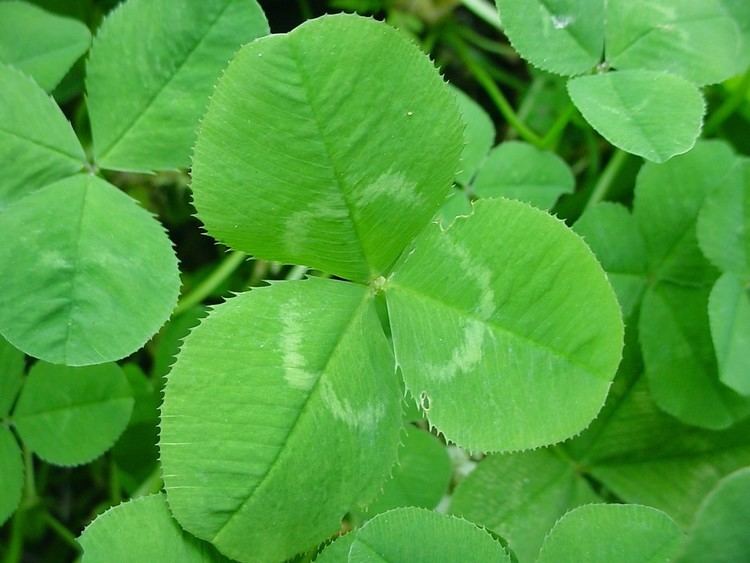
[320,379,385,430]
[280,298,317,391]
[283,193,349,255]
[428,233,496,381]
[354,171,426,209]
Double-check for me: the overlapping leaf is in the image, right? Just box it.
[0,336,24,417]
[86,0,269,171]
[0,174,181,366]
[495,0,605,76]
[346,507,512,562]
[161,279,401,562]
[567,71,704,163]
[0,427,23,526]
[190,14,463,282]
[537,504,683,563]
[451,449,600,561]
[0,1,91,91]
[386,198,623,452]
[472,141,575,209]
[678,468,750,563]
[12,361,133,465]
[0,63,85,208]
[453,86,495,186]
[79,494,230,562]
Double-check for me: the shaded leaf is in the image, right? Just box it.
[606,0,750,85]
[0,63,85,208]
[0,427,23,526]
[79,494,230,562]
[161,279,401,562]
[678,468,750,563]
[495,0,605,76]
[191,14,463,282]
[567,70,704,162]
[0,174,181,366]
[0,1,90,91]
[573,202,648,318]
[472,141,574,210]
[348,507,512,562]
[450,449,599,562]
[86,0,269,172]
[0,336,24,417]
[708,273,750,395]
[386,198,623,452]
[537,504,683,563]
[12,361,133,466]
[453,86,495,186]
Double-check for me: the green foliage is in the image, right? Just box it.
[79,494,229,562]
[0,64,86,208]
[352,426,452,522]
[161,279,402,562]
[537,504,683,563]
[12,361,133,465]
[388,198,622,451]
[567,71,705,163]
[451,449,599,561]
[678,468,750,563]
[86,0,269,172]
[1,0,749,560]
[0,174,181,366]
[346,507,512,562]
[471,141,575,209]
[0,1,90,91]
[191,15,463,282]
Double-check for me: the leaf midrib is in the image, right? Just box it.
[387,282,604,381]
[94,1,233,165]
[210,292,373,544]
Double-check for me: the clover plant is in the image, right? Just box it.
[0,1,749,562]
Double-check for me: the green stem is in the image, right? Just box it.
[174,251,247,315]
[704,67,750,135]
[41,512,81,553]
[459,0,502,32]
[247,259,270,288]
[447,34,544,147]
[3,448,37,563]
[109,457,122,505]
[133,465,163,498]
[584,149,628,211]
[455,25,519,60]
[540,103,577,149]
[285,265,308,281]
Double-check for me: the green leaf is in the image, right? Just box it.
[386,198,623,452]
[0,336,24,417]
[0,63,85,208]
[708,273,750,395]
[568,376,750,526]
[567,70,704,163]
[450,449,600,562]
[640,283,750,429]
[0,427,23,526]
[191,14,463,283]
[0,174,181,366]
[353,426,452,521]
[495,0,605,76]
[472,141,575,210]
[79,494,230,562]
[678,468,750,563]
[0,1,90,91]
[634,141,735,286]
[86,0,269,172]
[12,361,133,465]
[573,202,648,318]
[453,86,495,186]
[348,507,512,562]
[605,0,750,86]
[161,279,401,562]
[315,534,356,563]
[697,158,750,278]
[438,189,473,228]
[537,504,683,563]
